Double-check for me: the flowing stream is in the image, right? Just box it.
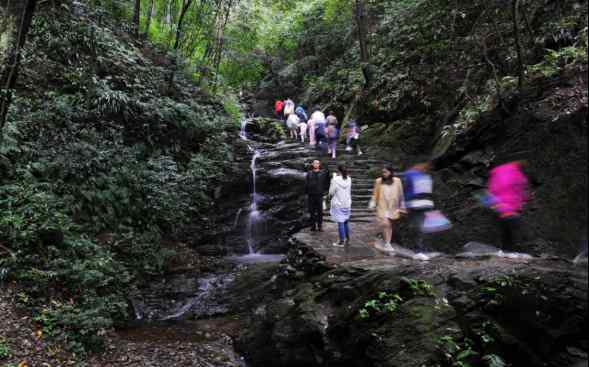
[247,150,262,254]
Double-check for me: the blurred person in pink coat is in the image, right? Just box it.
[488,161,529,250]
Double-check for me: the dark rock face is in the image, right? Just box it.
[193,120,323,255]
[393,73,589,257]
[237,245,588,367]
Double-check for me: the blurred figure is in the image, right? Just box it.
[370,166,406,252]
[295,105,308,122]
[274,99,284,120]
[283,98,295,120]
[403,162,435,251]
[299,121,308,143]
[345,119,363,156]
[329,165,352,247]
[488,161,529,250]
[286,113,301,140]
[311,109,327,153]
[308,118,316,147]
[295,105,308,143]
[327,112,339,159]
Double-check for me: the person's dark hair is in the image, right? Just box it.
[329,111,335,116]
[382,166,395,184]
[338,165,349,180]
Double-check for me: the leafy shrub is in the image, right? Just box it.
[0,337,10,359]
[0,181,169,353]
[359,292,403,320]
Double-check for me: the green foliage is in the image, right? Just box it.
[528,45,589,78]
[0,6,236,355]
[359,291,403,320]
[437,336,479,367]
[0,337,10,359]
[483,354,507,367]
[407,279,435,297]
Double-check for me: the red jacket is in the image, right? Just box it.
[275,100,284,113]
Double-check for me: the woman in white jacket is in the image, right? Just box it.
[329,165,352,247]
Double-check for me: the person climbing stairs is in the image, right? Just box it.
[324,145,398,224]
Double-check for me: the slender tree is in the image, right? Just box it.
[512,0,524,92]
[0,0,38,140]
[144,0,155,37]
[354,0,372,88]
[174,0,194,50]
[132,0,141,37]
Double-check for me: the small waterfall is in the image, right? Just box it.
[239,119,248,140]
[247,150,262,254]
[233,208,244,229]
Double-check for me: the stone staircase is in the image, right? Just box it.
[323,145,395,223]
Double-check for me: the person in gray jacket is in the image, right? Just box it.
[329,165,352,247]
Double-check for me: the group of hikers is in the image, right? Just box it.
[275,98,363,159]
[306,158,529,252]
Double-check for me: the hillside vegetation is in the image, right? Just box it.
[1,2,236,354]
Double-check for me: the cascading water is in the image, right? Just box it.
[239,118,249,141]
[226,148,284,264]
[247,150,262,254]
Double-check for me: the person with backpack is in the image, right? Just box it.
[283,98,295,120]
[329,165,352,247]
[403,162,435,251]
[287,113,301,140]
[369,166,406,253]
[327,113,339,159]
[311,109,327,152]
[487,161,529,250]
[346,119,363,156]
[295,105,308,122]
[306,160,331,232]
[274,99,284,120]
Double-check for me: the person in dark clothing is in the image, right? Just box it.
[306,159,330,232]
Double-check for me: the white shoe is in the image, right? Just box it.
[332,242,345,248]
[345,146,353,152]
[383,243,395,252]
[375,242,395,253]
[358,151,363,156]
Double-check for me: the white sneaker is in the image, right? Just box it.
[345,146,353,152]
[332,242,345,248]
[375,242,395,253]
[358,151,364,156]
[383,242,395,252]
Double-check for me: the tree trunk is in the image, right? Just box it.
[0,0,38,140]
[132,0,141,38]
[174,0,193,50]
[144,0,155,37]
[354,0,372,88]
[168,0,193,92]
[512,0,524,92]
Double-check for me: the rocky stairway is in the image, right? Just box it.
[323,144,397,223]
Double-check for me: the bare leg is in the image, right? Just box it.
[382,219,393,245]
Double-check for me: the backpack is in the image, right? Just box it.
[327,125,338,139]
[315,122,326,138]
[296,107,307,121]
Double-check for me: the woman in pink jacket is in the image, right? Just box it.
[488,161,529,250]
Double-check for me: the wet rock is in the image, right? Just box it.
[195,244,228,257]
[237,239,588,367]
